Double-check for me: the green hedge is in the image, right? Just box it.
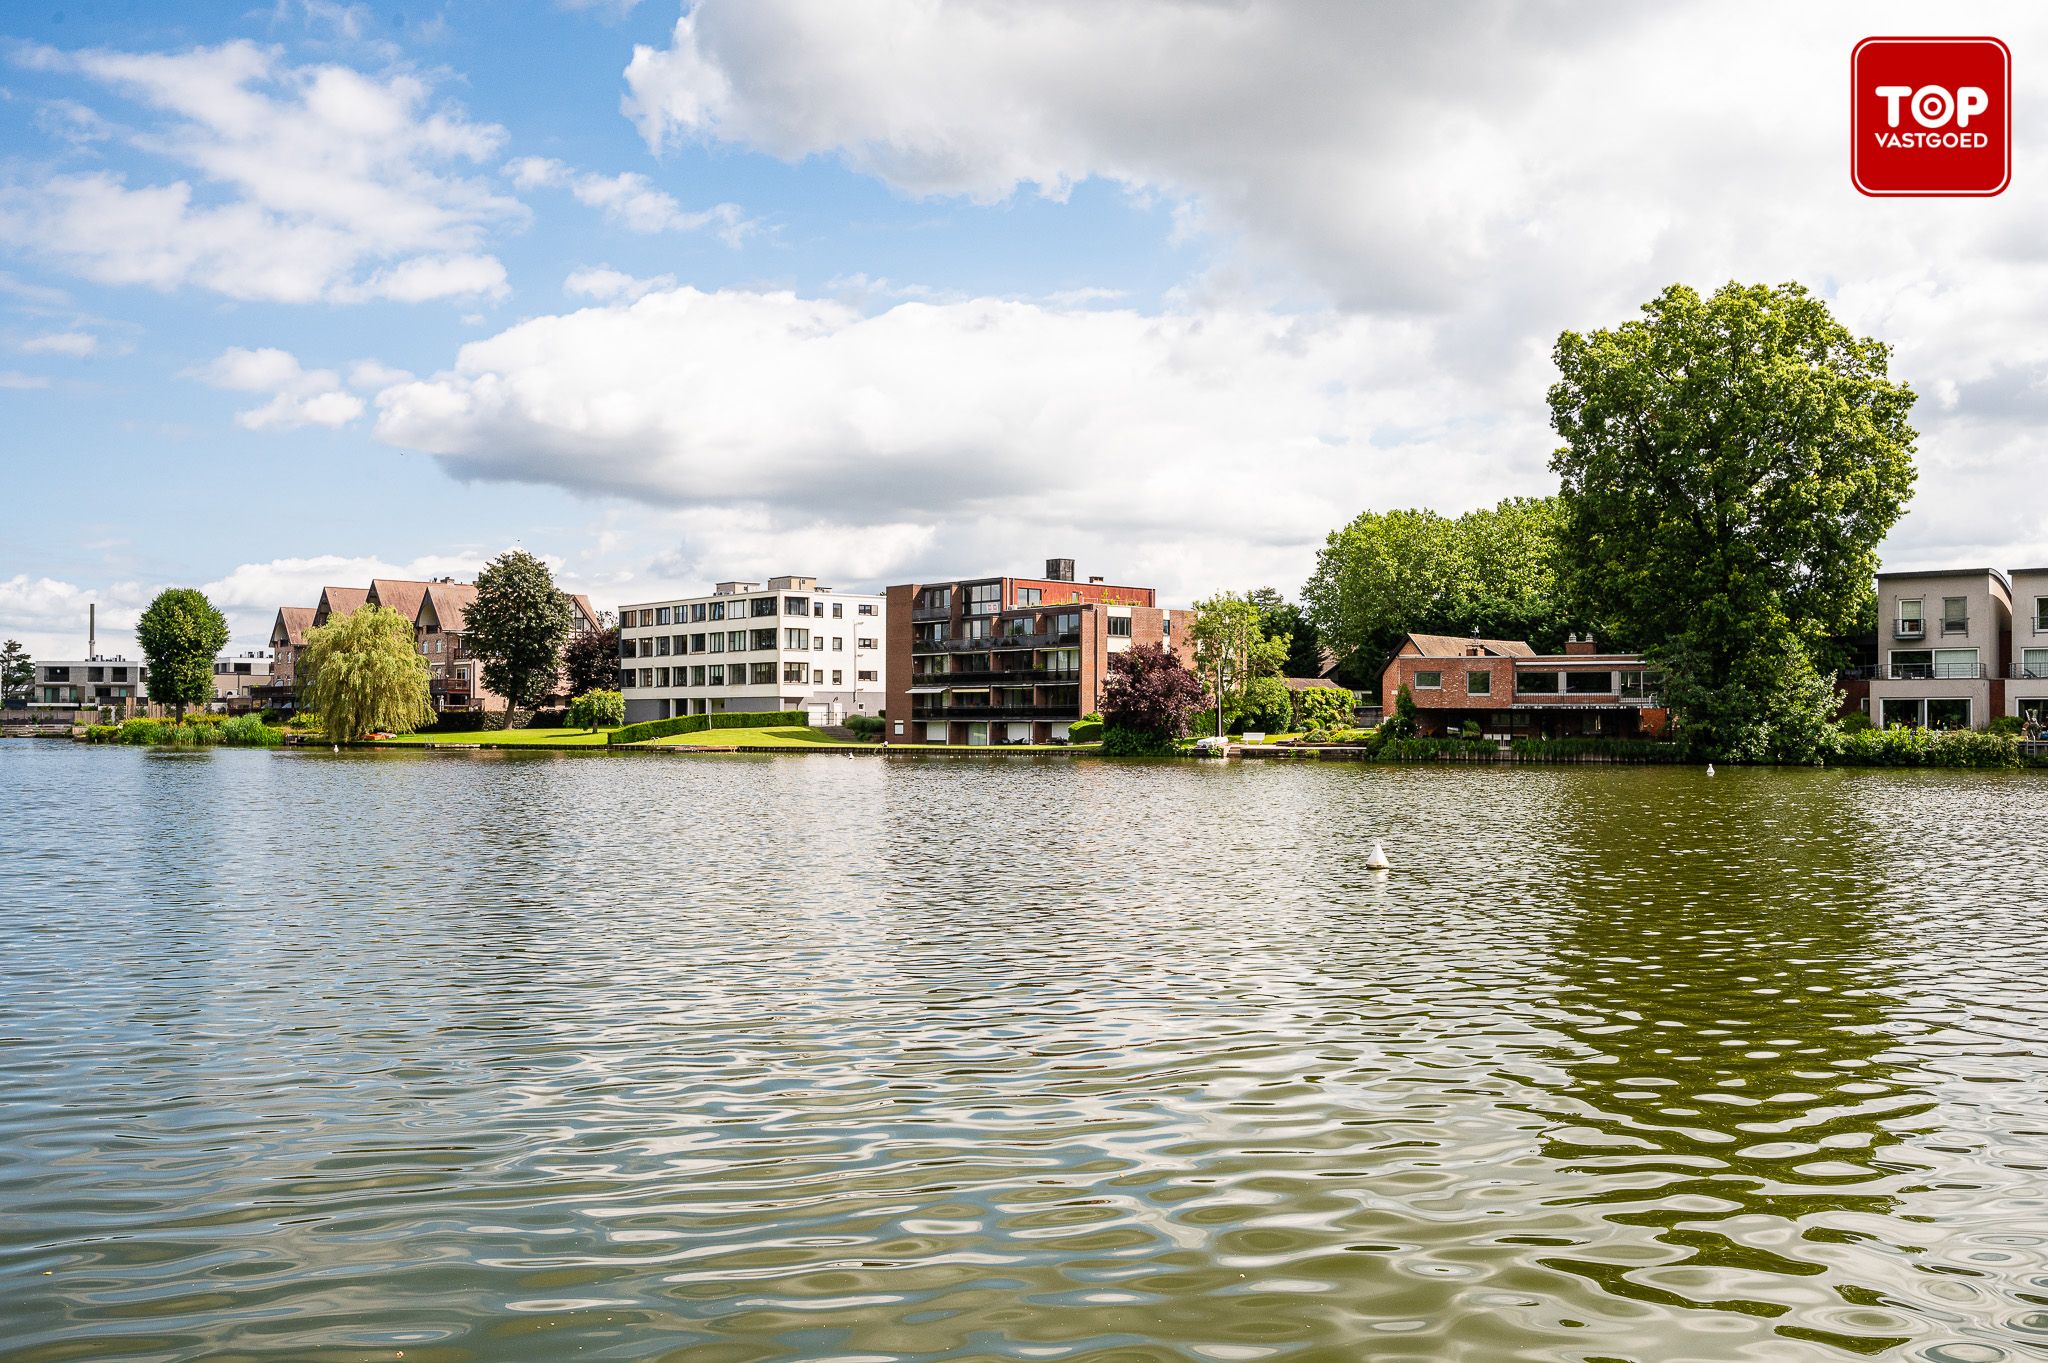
[1508,737,1684,763]
[608,709,807,745]
[1069,718,1103,743]
[1832,727,2028,769]
[1374,736,1500,762]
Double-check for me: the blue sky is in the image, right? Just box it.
[4,1,2046,658]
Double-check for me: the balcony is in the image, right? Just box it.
[911,703,1079,721]
[1885,663,1987,680]
[1893,620,1925,640]
[2011,665,2048,681]
[912,667,1079,686]
[910,605,952,622]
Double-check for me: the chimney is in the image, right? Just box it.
[1088,575,1104,584]
[1564,633,1598,656]
[88,603,96,660]
[1045,557,1074,582]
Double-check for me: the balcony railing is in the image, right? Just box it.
[1885,663,1988,680]
[911,703,1078,720]
[1940,618,1969,635]
[2010,665,2048,680]
[912,668,1079,686]
[910,605,951,622]
[913,631,1081,653]
[1893,620,1925,640]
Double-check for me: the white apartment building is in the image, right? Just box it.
[618,575,885,725]
[2011,567,2048,727]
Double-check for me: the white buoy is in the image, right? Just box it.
[1706,763,1715,776]
[1365,840,1391,871]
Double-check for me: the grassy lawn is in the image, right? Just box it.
[374,727,615,747]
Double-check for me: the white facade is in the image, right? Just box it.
[1869,568,2009,730]
[2010,568,2048,725]
[212,651,275,702]
[618,575,885,725]
[32,657,149,709]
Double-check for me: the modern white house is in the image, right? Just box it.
[1868,567,2011,729]
[211,651,274,706]
[617,575,886,725]
[31,657,149,711]
[2010,567,2048,727]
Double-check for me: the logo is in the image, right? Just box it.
[1853,37,2010,196]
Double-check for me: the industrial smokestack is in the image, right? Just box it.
[88,603,95,660]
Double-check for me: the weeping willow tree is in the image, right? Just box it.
[299,604,434,741]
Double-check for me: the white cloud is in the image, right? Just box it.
[613,0,2048,574]
[18,331,97,357]
[0,371,51,389]
[563,266,675,301]
[0,574,152,661]
[0,40,519,303]
[367,283,1493,595]
[191,345,364,430]
[506,156,750,243]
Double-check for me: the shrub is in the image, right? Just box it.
[1068,717,1103,744]
[1293,686,1354,732]
[119,718,222,746]
[1507,737,1682,762]
[84,724,120,744]
[844,715,885,739]
[1100,723,1178,757]
[609,709,807,745]
[566,688,625,732]
[1838,710,1874,733]
[1832,726,2020,769]
[1372,735,1498,762]
[1461,719,1482,739]
[1379,684,1420,739]
[1986,714,2024,737]
[220,714,283,747]
[1233,675,1293,734]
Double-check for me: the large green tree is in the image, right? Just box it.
[1191,590,1291,731]
[1303,496,1572,674]
[463,550,576,726]
[300,605,435,741]
[135,589,229,720]
[0,639,31,706]
[1548,281,1917,761]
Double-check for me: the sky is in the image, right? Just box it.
[3,0,2047,661]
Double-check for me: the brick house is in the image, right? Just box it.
[1381,632,1668,739]
[886,558,1196,745]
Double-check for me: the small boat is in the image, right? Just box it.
[1193,736,1230,758]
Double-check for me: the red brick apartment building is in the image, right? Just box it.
[1381,632,1669,739]
[886,559,1195,744]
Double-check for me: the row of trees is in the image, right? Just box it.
[1297,280,1915,763]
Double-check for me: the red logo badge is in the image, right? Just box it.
[1853,37,2010,196]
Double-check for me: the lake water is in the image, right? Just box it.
[3,742,2047,1363]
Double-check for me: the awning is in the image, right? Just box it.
[907,685,949,694]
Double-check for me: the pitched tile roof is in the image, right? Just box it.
[367,578,434,624]
[568,593,601,629]
[1400,632,1535,658]
[313,586,368,625]
[271,606,315,648]
[419,581,478,633]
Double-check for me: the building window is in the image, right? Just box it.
[707,664,724,686]
[833,637,844,651]
[785,596,809,616]
[2035,597,2048,633]
[962,618,991,641]
[830,602,844,618]
[656,667,670,687]
[1107,617,1132,637]
[832,670,843,685]
[637,638,653,657]
[689,633,704,652]
[785,629,809,650]
[688,665,704,686]
[752,629,778,651]
[727,630,745,651]
[1016,587,1042,606]
[1517,671,1559,694]
[2018,648,2048,680]
[857,638,877,651]
[783,662,807,683]
[655,606,672,625]
[1467,670,1491,696]
[751,661,776,685]
[1052,612,1080,636]
[1926,697,1971,729]
[1414,670,1442,689]
[1941,596,1968,635]
[753,597,778,618]
[656,636,671,657]
[1564,671,1613,694]
[965,582,1001,615]
[858,603,876,616]
[708,602,725,622]
[705,634,724,654]
[858,670,877,681]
